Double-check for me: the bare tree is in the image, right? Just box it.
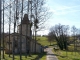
[48,24,69,50]
[0,0,2,60]
[0,0,50,59]
[71,26,78,55]
[48,31,55,45]
[30,0,51,53]
[2,0,5,59]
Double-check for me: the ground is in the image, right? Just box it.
[46,48,58,60]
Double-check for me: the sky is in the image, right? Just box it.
[37,0,80,35]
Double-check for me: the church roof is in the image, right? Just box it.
[21,14,30,24]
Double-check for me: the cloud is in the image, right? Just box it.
[56,5,80,10]
[37,30,49,35]
[49,5,80,15]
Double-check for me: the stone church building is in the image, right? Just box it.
[5,14,44,54]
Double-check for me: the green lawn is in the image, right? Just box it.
[38,52,46,60]
[1,52,46,60]
[37,36,80,60]
[40,55,46,60]
[36,36,57,46]
[53,49,80,60]
[1,53,38,60]
[52,43,80,60]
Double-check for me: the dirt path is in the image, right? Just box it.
[46,48,58,60]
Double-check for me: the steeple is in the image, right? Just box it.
[21,14,30,24]
[18,14,31,36]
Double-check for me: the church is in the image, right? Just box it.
[5,14,44,54]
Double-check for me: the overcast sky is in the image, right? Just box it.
[37,0,80,35]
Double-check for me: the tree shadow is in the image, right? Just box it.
[4,52,47,60]
[72,58,80,60]
[47,53,59,56]
[36,52,46,60]
[4,53,38,60]
[59,56,66,58]
[52,53,67,58]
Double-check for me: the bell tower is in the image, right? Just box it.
[18,14,31,37]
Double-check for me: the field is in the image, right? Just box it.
[37,36,80,60]
[53,43,80,60]
[1,52,47,60]
[1,53,38,60]
[36,36,57,46]
[53,50,80,60]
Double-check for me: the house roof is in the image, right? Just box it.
[21,14,30,24]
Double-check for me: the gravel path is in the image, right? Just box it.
[46,48,58,60]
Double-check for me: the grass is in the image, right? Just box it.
[1,53,38,60]
[36,36,80,60]
[40,55,46,60]
[39,52,46,60]
[36,36,50,46]
[1,51,47,60]
[52,43,80,60]
[36,36,57,60]
[53,48,80,60]
[36,36,57,46]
